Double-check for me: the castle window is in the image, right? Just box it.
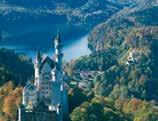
[45,72,49,75]
[45,77,49,80]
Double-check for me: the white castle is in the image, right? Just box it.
[20,33,68,121]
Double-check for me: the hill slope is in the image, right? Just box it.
[80,0,158,101]
[0,48,33,86]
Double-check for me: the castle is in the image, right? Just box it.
[18,33,68,121]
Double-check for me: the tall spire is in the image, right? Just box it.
[55,31,61,45]
[36,50,42,65]
[56,31,60,41]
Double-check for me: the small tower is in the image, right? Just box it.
[34,50,42,87]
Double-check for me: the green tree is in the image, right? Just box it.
[68,87,88,113]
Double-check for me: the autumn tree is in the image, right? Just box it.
[2,95,17,119]
[0,82,22,120]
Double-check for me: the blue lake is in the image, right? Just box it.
[0,35,91,62]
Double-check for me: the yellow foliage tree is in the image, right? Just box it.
[2,81,14,95]
[2,95,17,119]
[1,83,22,120]
[0,116,7,121]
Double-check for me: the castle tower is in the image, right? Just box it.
[51,33,64,105]
[54,33,63,74]
[52,32,63,83]
[50,33,68,121]
[34,50,42,87]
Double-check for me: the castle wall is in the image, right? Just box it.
[23,85,38,106]
[62,89,68,118]
[51,82,62,105]
[39,62,52,101]
[18,107,57,121]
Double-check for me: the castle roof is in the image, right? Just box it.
[39,56,55,72]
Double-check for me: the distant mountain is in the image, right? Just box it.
[0,0,132,47]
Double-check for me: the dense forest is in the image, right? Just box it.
[65,0,158,121]
[0,48,33,86]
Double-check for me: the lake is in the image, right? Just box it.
[0,35,91,62]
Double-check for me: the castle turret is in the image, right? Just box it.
[51,33,68,121]
[54,32,63,73]
[34,50,42,87]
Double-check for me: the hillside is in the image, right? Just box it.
[0,0,134,47]
[0,48,33,86]
[85,0,158,101]
[89,0,158,53]
[66,1,158,121]
[88,0,158,51]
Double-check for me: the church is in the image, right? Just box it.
[18,33,68,121]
